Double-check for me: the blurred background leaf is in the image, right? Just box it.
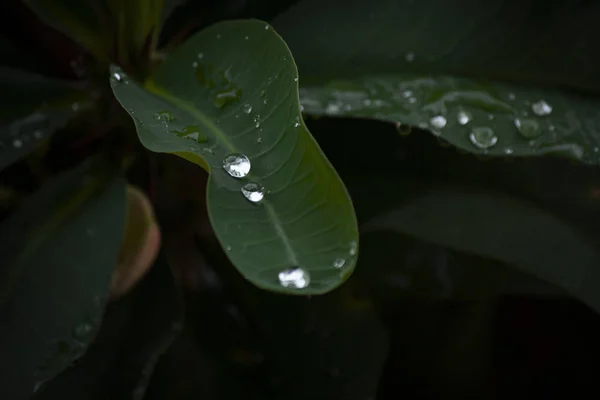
[0,157,126,399]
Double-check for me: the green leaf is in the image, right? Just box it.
[0,67,88,171]
[23,0,112,61]
[110,20,358,294]
[0,158,127,399]
[362,186,600,313]
[273,0,600,164]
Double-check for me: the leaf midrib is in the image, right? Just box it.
[146,81,301,269]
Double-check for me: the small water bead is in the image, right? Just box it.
[326,102,342,114]
[278,267,310,289]
[405,52,415,62]
[469,127,498,149]
[154,110,175,123]
[504,147,514,155]
[333,258,346,268]
[349,241,358,256]
[402,90,413,98]
[429,115,447,129]
[294,122,300,128]
[13,139,22,148]
[241,182,265,203]
[514,118,541,139]
[294,77,298,82]
[73,323,94,341]
[408,97,417,104]
[112,72,123,82]
[256,137,263,143]
[243,104,253,114]
[417,122,428,129]
[508,93,516,101]
[395,122,412,136]
[457,110,472,125]
[532,100,552,116]
[244,36,249,40]
[222,153,251,178]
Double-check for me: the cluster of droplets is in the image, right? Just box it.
[0,113,50,155]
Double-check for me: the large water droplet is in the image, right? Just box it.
[333,258,345,268]
[278,267,310,289]
[112,72,122,82]
[241,182,265,203]
[243,104,253,114]
[531,100,552,116]
[430,115,447,129]
[457,110,472,125]
[223,154,251,178]
[469,127,498,149]
[514,118,541,139]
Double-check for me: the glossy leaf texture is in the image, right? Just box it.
[274,0,600,164]
[22,0,112,62]
[362,186,600,313]
[0,67,88,171]
[0,158,126,400]
[110,20,358,294]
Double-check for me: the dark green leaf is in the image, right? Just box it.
[0,158,126,399]
[274,0,600,164]
[0,67,88,171]
[36,253,183,400]
[362,186,600,312]
[23,0,112,61]
[110,20,358,294]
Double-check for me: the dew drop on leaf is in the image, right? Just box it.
[278,267,310,289]
[395,122,412,136]
[72,323,94,341]
[514,118,541,139]
[223,153,251,178]
[469,127,498,149]
[243,104,253,114]
[457,110,472,125]
[333,258,346,268]
[154,110,174,123]
[241,182,265,203]
[430,115,447,129]
[531,100,552,116]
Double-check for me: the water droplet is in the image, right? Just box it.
[226,245,231,251]
[197,52,204,60]
[33,130,43,139]
[532,100,552,116]
[469,127,498,149]
[504,147,514,155]
[417,122,428,129]
[212,88,241,108]
[508,93,516,101]
[405,52,415,62]
[457,110,472,125]
[73,323,94,341]
[243,104,253,114]
[487,114,494,120]
[71,102,80,112]
[333,258,345,268]
[264,24,270,30]
[395,122,412,136]
[408,97,417,104]
[154,110,174,123]
[244,36,249,40]
[223,153,251,178]
[349,241,358,256]
[294,122,300,128]
[514,118,541,139]
[256,137,263,143]
[13,139,22,148]
[173,125,207,143]
[112,72,122,82]
[429,115,447,129]
[241,182,265,203]
[278,267,310,289]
